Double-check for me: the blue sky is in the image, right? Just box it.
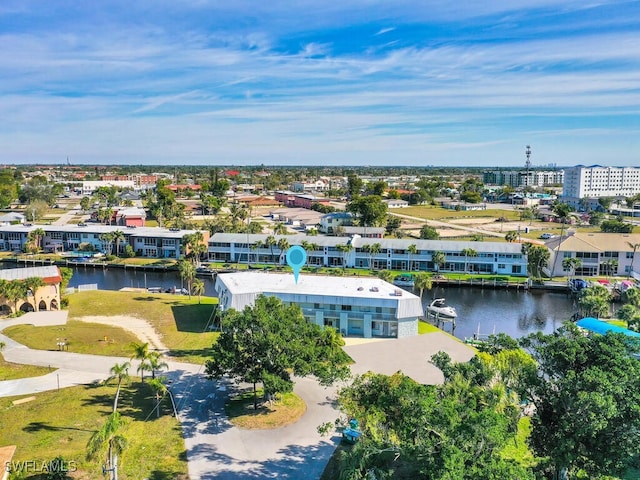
[1,0,639,167]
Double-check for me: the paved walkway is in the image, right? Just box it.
[78,315,169,351]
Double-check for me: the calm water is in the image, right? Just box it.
[422,286,577,340]
[2,263,577,339]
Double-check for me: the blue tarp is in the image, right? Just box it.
[576,317,640,338]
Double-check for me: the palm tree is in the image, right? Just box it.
[505,231,518,243]
[129,342,150,383]
[192,278,205,304]
[107,362,131,413]
[265,235,277,264]
[273,222,288,235]
[23,277,45,311]
[369,242,382,270]
[432,251,446,274]
[148,377,168,418]
[147,351,168,380]
[27,227,46,254]
[86,412,127,480]
[336,243,353,270]
[414,273,432,300]
[277,238,290,265]
[460,248,478,274]
[562,257,582,280]
[177,258,196,298]
[112,230,126,256]
[182,231,206,266]
[377,270,394,283]
[407,244,418,272]
[4,281,27,314]
[627,242,640,279]
[99,232,116,256]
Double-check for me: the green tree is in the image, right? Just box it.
[146,351,168,380]
[627,242,640,279]
[192,278,205,304]
[80,196,92,212]
[601,219,634,233]
[561,257,582,280]
[377,269,394,283]
[277,237,290,265]
[273,222,288,236]
[86,412,127,480]
[107,362,131,413]
[519,323,640,479]
[460,248,478,274]
[148,377,168,418]
[25,199,48,222]
[129,342,151,383]
[346,174,363,198]
[23,276,44,310]
[265,235,277,263]
[521,243,550,279]
[100,232,116,256]
[26,227,46,254]
[0,170,18,208]
[182,231,206,266]
[347,195,388,227]
[112,230,125,256]
[414,272,432,299]
[577,284,612,318]
[177,258,196,298]
[505,230,518,243]
[420,224,439,240]
[367,180,387,196]
[336,243,353,270]
[407,244,417,272]
[432,251,446,273]
[205,296,350,409]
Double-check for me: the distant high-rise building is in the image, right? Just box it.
[483,169,564,188]
[562,165,640,206]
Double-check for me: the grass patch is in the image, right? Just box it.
[3,321,140,356]
[398,206,522,221]
[418,321,441,334]
[226,388,306,430]
[67,291,219,364]
[0,354,55,381]
[0,382,188,479]
[500,416,538,468]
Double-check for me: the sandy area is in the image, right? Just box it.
[79,315,168,352]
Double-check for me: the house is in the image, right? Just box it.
[0,266,62,314]
[546,232,640,277]
[0,212,25,225]
[384,199,409,208]
[319,212,354,234]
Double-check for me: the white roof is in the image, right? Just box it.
[0,265,59,281]
[216,272,424,319]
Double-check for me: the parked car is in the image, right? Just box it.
[539,233,553,239]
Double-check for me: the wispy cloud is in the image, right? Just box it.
[0,0,638,165]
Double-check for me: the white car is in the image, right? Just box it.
[539,233,553,239]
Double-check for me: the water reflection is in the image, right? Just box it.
[423,286,577,340]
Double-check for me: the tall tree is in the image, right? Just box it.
[420,224,439,240]
[627,242,640,279]
[336,243,353,270]
[148,377,168,418]
[23,277,44,310]
[561,257,582,280]
[277,237,290,265]
[112,230,126,256]
[192,278,205,304]
[205,295,350,409]
[86,412,127,480]
[346,195,388,227]
[414,272,432,299]
[520,324,640,479]
[265,235,277,264]
[432,251,446,273]
[460,248,478,274]
[26,228,46,253]
[407,244,418,272]
[521,243,550,278]
[107,362,131,413]
[129,342,150,383]
[177,258,196,298]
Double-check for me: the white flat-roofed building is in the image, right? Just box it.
[562,165,640,207]
[215,272,423,338]
[82,180,136,194]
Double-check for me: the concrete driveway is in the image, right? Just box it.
[344,332,476,384]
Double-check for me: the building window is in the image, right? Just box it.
[627,252,634,259]
[512,265,522,274]
[341,305,352,311]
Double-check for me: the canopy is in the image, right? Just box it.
[576,317,640,338]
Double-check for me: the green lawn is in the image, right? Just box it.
[398,206,522,221]
[418,321,440,334]
[3,321,141,357]
[0,382,188,479]
[226,388,306,429]
[0,355,54,381]
[68,291,219,364]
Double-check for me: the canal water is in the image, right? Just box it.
[2,263,577,340]
[423,286,577,341]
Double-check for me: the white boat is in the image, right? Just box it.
[426,298,457,318]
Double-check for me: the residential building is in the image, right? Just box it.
[0,265,62,314]
[562,165,640,207]
[546,232,640,278]
[274,191,330,209]
[0,224,208,259]
[342,226,385,239]
[384,199,409,208]
[208,233,528,276]
[483,169,564,188]
[215,272,424,338]
[0,212,25,225]
[319,212,354,234]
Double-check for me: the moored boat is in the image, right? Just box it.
[426,298,457,318]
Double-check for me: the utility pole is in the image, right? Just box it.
[524,145,532,188]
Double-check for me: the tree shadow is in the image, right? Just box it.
[171,304,217,333]
[23,421,94,433]
[80,384,147,420]
[166,348,213,361]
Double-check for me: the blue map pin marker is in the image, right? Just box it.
[286,245,307,284]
